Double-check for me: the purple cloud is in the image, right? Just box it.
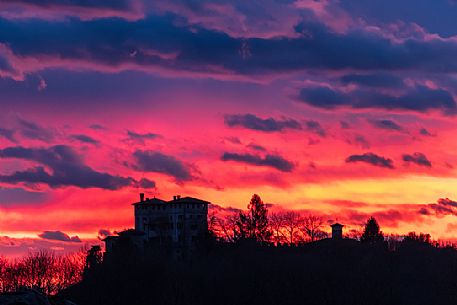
[346,152,394,169]
[221,152,295,172]
[38,230,81,243]
[224,114,301,132]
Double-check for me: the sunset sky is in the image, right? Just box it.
[1,0,457,257]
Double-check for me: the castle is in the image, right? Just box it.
[104,193,210,259]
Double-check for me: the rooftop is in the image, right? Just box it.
[330,223,344,228]
[132,194,211,206]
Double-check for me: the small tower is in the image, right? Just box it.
[330,223,344,239]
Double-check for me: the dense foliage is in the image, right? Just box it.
[361,217,385,244]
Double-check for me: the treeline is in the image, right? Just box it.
[58,194,457,305]
[0,250,85,295]
[63,226,457,305]
[208,194,448,249]
[209,194,328,244]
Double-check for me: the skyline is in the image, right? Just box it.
[1,0,457,257]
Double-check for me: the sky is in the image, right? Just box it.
[1,0,457,256]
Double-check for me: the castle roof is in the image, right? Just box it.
[170,196,211,205]
[132,197,167,205]
[330,223,344,228]
[132,196,210,206]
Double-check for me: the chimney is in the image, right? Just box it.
[177,195,181,199]
[140,193,145,202]
[173,196,177,200]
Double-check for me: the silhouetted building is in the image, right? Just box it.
[331,223,344,239]
[105,194,210,259]
[104,229,146,253]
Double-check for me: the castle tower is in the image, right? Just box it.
[330,223,344,239]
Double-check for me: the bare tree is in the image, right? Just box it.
[0,250,85,295]
[269,212,286,245]
[54,250,86,292]
[207,211,218,234]
[0,256,6,293]
[302,215,325,242]
[346,228,362,240]
[208,212,241,242]
[22,250,57,294]
[282,212,303,244]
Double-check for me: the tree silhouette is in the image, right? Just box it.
[83,245,103,277]
[269,212,287,245]
[302,215,325,242]
[236,194,271,242]
[282,212,303,244]
[404,232,433,245]
[0,250,84,295]
[360,217,384,243]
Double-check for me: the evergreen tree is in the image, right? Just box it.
[360,217,384,243]
[236,194,271,242]
[83,245,103,278]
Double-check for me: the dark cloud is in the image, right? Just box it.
[0,187,47,206]
[224,136,242,145]
[402,152,432,167]
[70,134,99,145]
[221,152,294,172]
[339,0,457,38]
[299,86,349,109]
[89,124,105,130]
[247,143,266,151]
[5,15,457,85]
[0,145,146,189]
[370,119,404,131]
[346,135,370,149]
[340,121,351,129]
[0,127,16,142]
[340,73,404,88]
[420,198,457,217]
[38,230,81,243]
[304,120,326,137]
[126,130,160,144]
[132,150,192,181]
[299,85,457,114]
[346,152,394,169]
[224,114,301,132]
[209,203,241,215]
[17,118,54,141]
[419,128,435,137]
[135,177,156,189]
